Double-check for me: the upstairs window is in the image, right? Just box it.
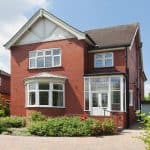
[94,53,113,68]
[29,48,61,69]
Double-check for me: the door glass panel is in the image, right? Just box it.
[101,93,108,107]
[92,93,98,107]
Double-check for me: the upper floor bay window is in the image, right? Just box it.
[29,48,61,69]
[94,53,113,68]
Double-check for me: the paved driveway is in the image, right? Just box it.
[0,127,145,150]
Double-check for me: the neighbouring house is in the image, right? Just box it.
[0,70,10,103]
[4,9,146,128]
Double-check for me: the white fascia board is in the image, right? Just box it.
[4,9,88,49]
[4,11,41,49]
[43,11,86,40]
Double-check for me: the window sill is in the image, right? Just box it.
[94,66,114,69]
[28,66,63,70]
[25,105,66,109]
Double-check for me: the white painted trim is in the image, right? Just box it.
[4,9,88,49]
[94,52,114,68]
[25,80,65,108]
[88,47,126,53]
[129,26,139,50]
[29,48,61,69]
[83,75,126,114]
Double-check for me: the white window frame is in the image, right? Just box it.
[84,75,125,113]
[94,52,113,68]
[29,48,61,69]
[129,90,133,106]
[26,81,65,108]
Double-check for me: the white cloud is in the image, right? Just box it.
[0,0,52,73]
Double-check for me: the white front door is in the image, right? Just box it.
[90,92,110,116]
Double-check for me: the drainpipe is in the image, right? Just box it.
[125,47,130,128]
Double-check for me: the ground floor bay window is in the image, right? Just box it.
[25,73,66,108]
[84,75,126,116]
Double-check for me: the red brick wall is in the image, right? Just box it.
[85,49,126,74]
[10,38,86,116]
[127,33,143,125]
[0,75,10,94]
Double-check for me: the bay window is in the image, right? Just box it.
[27,82,64,107]
[29,48,61,69]
[84,76,125,113]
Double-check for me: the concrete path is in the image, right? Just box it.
[0,126,145,150]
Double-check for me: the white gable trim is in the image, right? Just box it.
[4,9,90,49]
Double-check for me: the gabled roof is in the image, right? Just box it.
[85,23,139,49]
[4,9,93,49]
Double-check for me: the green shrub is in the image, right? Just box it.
[0,116,25,128]
[28,111,46,122]
[28,116,115,137]
[138,113,150,150]
[102,119,115,135]
[91,120,103,136]
[0,110,5,117]
[0,94,10,117]
[0,122,6,134]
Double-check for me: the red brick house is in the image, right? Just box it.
[0,70,10,103]
[4,9,146,128]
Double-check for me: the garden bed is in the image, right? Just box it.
[0,112,116,137]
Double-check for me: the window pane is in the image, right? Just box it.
[53,84,63,90]
[91,78,108,91]
[95,54,103,59]
[37,57,44,68]
[37,51,44,56]
[54,56,60,66]
[111,78,120,90]
[95,59,103,68]
[29,83,36,90]
[105,59,112,67]
[29,51,36,58]
[45,56,52,67]
[29,58,36,68]
[101,93,108,107]
[39,83,49,90]
[84,78,89,91]
[53,49,60,55]
[105,53,112,59]
[53,91,63,106]
[111,91,120,110]
[39,91,49,105]
[29,92,35,105]
[92,93,98,107]
[85,92,89,110]
[45,50,51,55]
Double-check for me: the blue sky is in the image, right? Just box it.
[0,0,149,94]
[45,0,150,94]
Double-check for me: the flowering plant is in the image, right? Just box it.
[80,114,88,121]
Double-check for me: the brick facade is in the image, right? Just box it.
[11,39,86,116]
